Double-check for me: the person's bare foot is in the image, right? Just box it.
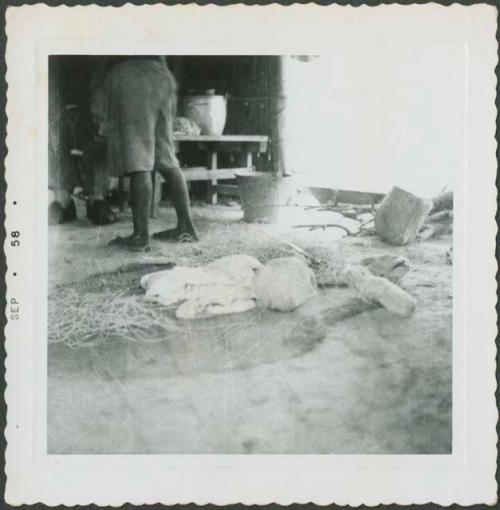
[109,233,150,252]
[152,225,199,243]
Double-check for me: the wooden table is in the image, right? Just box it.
[150,134,269,216]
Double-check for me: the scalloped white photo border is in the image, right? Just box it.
[4,3,498,506]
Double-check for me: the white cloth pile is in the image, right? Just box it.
[140,254,317,319]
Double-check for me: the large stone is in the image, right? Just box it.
[375,187,432,245]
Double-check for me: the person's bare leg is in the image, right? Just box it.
[110,171,152,250]
[153,165,199,241]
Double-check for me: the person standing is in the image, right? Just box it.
[95,56,198,250]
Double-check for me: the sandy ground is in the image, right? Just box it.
[48,200,452,454]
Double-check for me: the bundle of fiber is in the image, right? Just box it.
[359,254,410,283]
[316,253,410,289]
[173,117,201,136]
[141,254,263,319]
[341,264,416,317]
[253,256,317,312]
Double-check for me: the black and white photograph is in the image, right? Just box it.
[4,3,497,506]
[47,52,456,455]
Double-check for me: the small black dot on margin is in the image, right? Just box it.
[13,201,17,205]
[13,272,17,276]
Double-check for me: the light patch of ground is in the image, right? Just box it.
[48,200,452,454]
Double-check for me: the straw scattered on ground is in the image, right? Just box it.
[48,288,181,348]
[48,203,452,350]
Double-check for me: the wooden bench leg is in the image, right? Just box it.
[246,150,254,170]
[207,150,218,205]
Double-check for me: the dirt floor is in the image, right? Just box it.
[48,199,452,454]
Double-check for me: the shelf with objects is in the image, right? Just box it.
[150,135,270,217]
[151,57,278,217]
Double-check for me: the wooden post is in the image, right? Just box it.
[269,56,287,177]
[207,150,218,204]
